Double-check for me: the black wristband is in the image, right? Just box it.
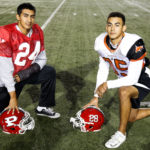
[17,63,40,81]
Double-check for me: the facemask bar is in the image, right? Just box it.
[19,110,35,131]
[70,109,94,132]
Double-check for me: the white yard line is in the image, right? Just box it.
[0,7,13,15]
[125,0,150,13]
[41,0,66,30]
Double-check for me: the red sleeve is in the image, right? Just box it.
[0,27,12,57]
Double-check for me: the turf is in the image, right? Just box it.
[0,0,150,150]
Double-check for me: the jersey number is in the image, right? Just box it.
[103,57,128,76]
[14,41,40,66]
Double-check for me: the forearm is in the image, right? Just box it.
[7,91,18,112]
[17,63,40,81]
[94,57,109,97]
[9,91,17,99]
[107,77,133,89]
[107,60,143,89]
[16,51,46,82]
[17,51,47,81]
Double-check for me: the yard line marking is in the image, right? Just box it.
[10,11,15,14]
[73,12,77,16]
[41,0,66,30]
[125,0,150,13]
[133,13,139,17]
[0,7,13,14]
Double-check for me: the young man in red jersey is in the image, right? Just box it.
[84,12,150,148]
[0,3,60,118]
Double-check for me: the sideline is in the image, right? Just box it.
[41,0,66,30]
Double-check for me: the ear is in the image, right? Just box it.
[123,25,127,32]
[16,14,20,21]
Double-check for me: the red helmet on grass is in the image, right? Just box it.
[0,107,35,134]
[70,106,104,132]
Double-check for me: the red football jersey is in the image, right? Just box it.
[0,23,45,76]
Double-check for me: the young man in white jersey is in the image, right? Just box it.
[0,3,60,119]
[84,12,150,148]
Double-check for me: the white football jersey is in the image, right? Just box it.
[94,32,150,97]
[94,32,145,78]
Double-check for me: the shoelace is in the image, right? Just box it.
[109,132,124,143]
[45,108,55,114]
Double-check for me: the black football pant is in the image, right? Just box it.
[0,65,56,113]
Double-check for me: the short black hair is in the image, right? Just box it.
[107,12,125,25]
[17,3,36,15]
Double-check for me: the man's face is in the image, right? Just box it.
[16,9,35,32]
[106,17,126,40]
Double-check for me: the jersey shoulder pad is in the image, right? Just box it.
[94,32,107,51]
[127,38,146,61]
[0,27,10,42]
[32,24,43,33]
[120,32,141,56]
[0,27,12,57]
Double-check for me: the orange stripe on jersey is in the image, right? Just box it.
[120,73,127,77]
[104,35,112,52]
[130,52,146,62]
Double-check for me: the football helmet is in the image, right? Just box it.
[0,107,35,134]
[70,106,104,132]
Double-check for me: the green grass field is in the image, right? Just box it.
[0,0,150,150]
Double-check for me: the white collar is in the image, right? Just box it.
[109,40,118,49]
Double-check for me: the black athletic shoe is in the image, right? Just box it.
[35,107,60,119]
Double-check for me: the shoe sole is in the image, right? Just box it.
[36,113,60,119]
